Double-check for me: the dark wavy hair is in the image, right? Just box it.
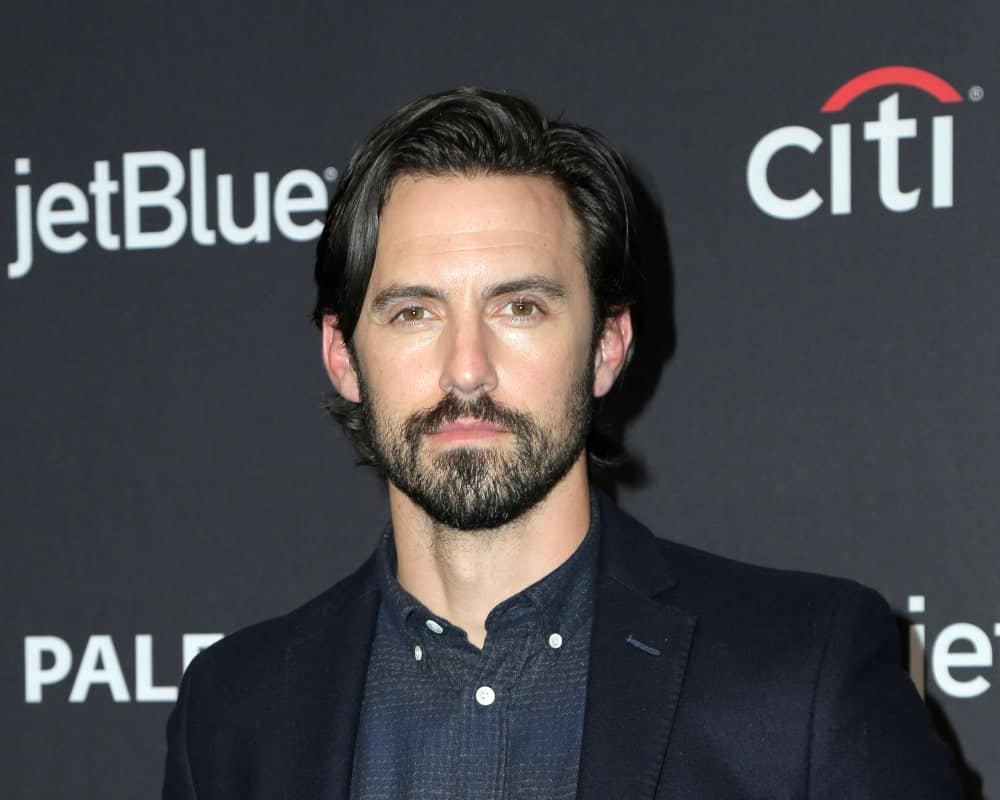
[312,87,640,467]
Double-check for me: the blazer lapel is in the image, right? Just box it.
[576,497,697,800]
[278,559,381,800]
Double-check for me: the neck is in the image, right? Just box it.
[388,455,592,648]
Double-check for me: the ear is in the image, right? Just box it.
[592,308,634,398]
[322,314,361,403]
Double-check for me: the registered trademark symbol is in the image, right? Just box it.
[323,166,339,182]
[968,85,984,102]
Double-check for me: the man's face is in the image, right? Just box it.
[347,174,603,530]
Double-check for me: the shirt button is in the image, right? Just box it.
[548,633,563,649]
[475,686,496,706]
[414,645,423,661]
[425,619,444,634]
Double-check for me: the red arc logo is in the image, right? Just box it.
[821,66,963,112]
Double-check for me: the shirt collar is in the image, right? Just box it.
[375,489,601,647]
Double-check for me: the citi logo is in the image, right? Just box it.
[6,149,336,279]
[747,66,965,219]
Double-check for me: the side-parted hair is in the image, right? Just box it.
[312,87,640,466]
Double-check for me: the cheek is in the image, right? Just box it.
[362,342,442,413]
[497,335,591,411]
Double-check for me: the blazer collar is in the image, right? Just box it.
[596,489,681,598]
[576,491,697,800]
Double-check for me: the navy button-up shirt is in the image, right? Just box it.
[349,495,600,800]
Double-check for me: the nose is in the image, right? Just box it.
[439,314,499,397]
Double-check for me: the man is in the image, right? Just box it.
[162,88,961,799]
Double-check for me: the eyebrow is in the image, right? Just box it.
[370,284,446,314]
[369,275,568,314]
[484,276,567,301]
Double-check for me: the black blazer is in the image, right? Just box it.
[162,493,961,799]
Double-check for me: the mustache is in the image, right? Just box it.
[405,393,534,439]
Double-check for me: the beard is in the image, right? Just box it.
[357,360,594,531]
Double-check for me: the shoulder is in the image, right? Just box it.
[599,496,898,688]
[164,555,383,795]
[600,493,888,631]
[655,533,889,624]
[658,535,902,686]
[646,535,959,794]
[181,555,378,693]
[655,530,902,683]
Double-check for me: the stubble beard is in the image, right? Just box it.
[358,360,595,532]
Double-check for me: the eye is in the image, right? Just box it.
[501,299,542,318]
[392,306,430,323]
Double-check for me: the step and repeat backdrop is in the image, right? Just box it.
[2,2,997,797]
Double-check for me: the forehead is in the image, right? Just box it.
[369,173,585,290]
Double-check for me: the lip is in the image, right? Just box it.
[429,419,509,442]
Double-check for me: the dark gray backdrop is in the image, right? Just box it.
[2,2,996,797]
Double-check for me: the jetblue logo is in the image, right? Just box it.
[6,149,335,279]
[906,595,999,700]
